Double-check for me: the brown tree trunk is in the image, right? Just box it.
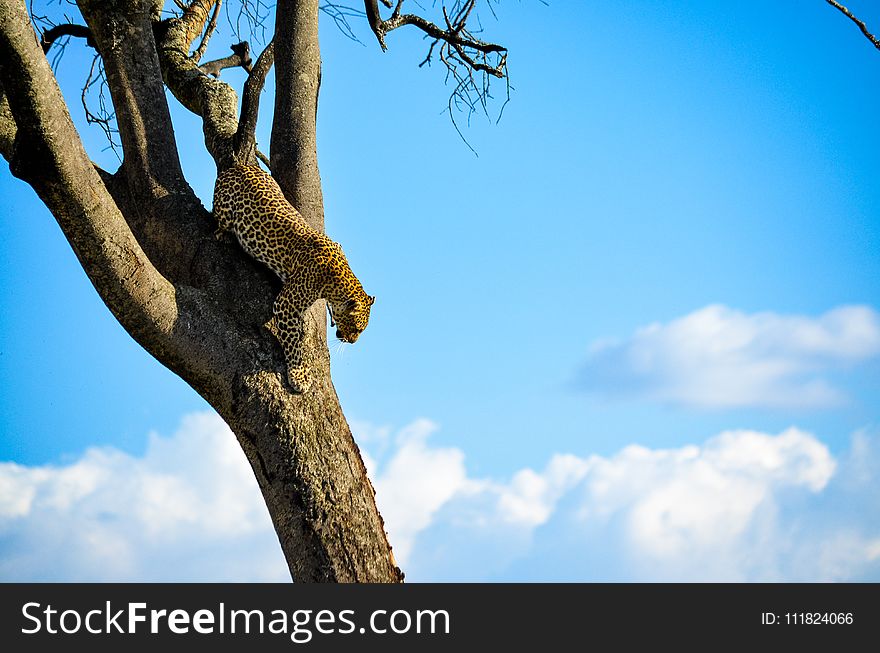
[0,0,402,582]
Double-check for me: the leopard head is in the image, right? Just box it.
[330,294,375,343]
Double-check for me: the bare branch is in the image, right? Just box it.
[199,40,253,76]
[40,22,95,53]
[319,2,366,43]
[228,0,272,43]
[235,39,274,159]
[364,0,509,146]
[34,21,119,155]
[80,52,121,160]
[156,0,244,166]
[256,147,271,170]
[825,0,880,51]
[0,0,179,364]
[418,37,439,68]
[191,0,223,62]
[440,3,505,77]
[363,0,507,78]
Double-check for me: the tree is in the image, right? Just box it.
[0,0,506,582]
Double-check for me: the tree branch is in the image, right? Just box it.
[191,0,222,62]
[825,0,880,51]
[199,40,252,76]
[76,1,209,277]
[256,147,271,169]
[155,0,244,167]
[1,0,183,375]
[319,1,367,43]
[235,40,274,161]
[364,0,508,144]
[272,0,324,229]
[40,22,95,53]
[0,80,16,159]
[363,0,507,77]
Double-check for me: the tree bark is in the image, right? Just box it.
[272,0,324,231]
[0,0,402,582]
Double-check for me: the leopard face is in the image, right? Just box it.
[331,295,375,343]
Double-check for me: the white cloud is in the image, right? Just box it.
[0,412,288,581]
[496,455,592,527]
[367,422,879,582]
[365,419,470,563]
[2,412,878,582]
[578,304,880,408]
[577,427,837,570]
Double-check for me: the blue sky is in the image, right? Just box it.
[1,1,879,581]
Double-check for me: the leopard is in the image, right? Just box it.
[212,164,374,393]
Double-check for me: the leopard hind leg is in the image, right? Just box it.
[267,283,313,393]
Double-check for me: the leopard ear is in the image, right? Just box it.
[368,295,375,306]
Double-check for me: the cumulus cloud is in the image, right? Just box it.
[574,428,838,575]
[0,412,287,581]
[577,304,880,408]
[367,419,471,563]
[2,412,878,582]
[495,455,592,527]
[367,422,879,582]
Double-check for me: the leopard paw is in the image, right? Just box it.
[265,316,279,338]
[287,366,312,394]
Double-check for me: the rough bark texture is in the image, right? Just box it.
[0,0,402,582]
[272,0,324,231]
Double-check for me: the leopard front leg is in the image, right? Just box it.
[212,207,232,241]
[266,283,314,393]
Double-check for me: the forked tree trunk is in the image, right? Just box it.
[0,0,402,582]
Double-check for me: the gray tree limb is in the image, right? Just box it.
[272,0,325,230]
[0,0,231,403]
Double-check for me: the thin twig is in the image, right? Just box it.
[256,149,272,170]
[192,0,223,62]
[363,0,509,151]
[364,0,506,72]
[228,0,272,43]
[825,0,880,51]
[320,2,367,44]
[81,53,121,161]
